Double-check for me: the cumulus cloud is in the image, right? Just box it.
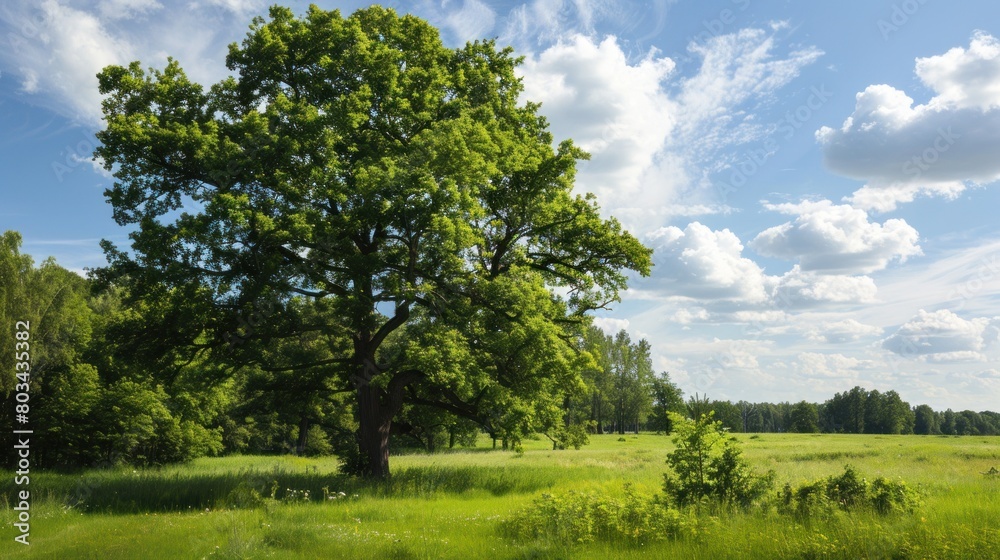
[635,224,879,323]
[519,33,677,229]
[796,352,875,378]
[0,0,263,125]
[592,316,630,335]
[670,307,710,325]
[915,30,1000,111]
[518,25,821,235]
[882,309,1000,362]
[807,319,884,344]
[750,199,921,274]
[774,266,877,306]
[647,222,770,303]
[645,223,880,309]
[817,32,1000,211]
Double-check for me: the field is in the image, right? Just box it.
[2,433,999,559]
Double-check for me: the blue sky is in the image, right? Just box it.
[3,0,1000,410]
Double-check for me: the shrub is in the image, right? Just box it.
[222,481,266,509]
[500,484,696,545]
[662,411,773,510]
[778,465,921,519]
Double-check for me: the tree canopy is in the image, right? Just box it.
[94,5,652,477]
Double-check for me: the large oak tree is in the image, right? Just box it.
[95,5,651,477]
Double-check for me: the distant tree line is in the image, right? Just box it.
[574,327,1000,437]
[4,231,997,471]
[654,387,1000,436]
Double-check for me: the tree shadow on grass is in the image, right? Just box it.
[4,464,560,514]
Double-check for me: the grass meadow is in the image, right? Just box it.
[2,433,999,559]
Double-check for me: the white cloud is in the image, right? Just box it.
[97,0,161,20]
[774,266,878,306]
[807,319,883,344]
[647,222,770,303]
[503,0,599,45]
[519,33,677,232]
[670,307,710,325]
[26,0,135,123]
[0,0,259,125]
[642,222,881,311]
[817,32,1000,211]
[730,310,788,324]
[442,0,496,43]
[751,199,921,274]
[882,309,1000,362]
[915,30,1000,111]
[518,25,821,235]
[197,0,261,16]
[592,316,630,335]
[20,68,39,93]
[676,29,822,158]
[923,351,986,364]
[796,352,874,378]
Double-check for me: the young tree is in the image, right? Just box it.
[648,372,685,433]
[582,326,613,433]
[686,392,713,421]
[662,411,773,510]
[94,5,651,477]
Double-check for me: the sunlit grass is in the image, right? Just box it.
[2,433,998,558]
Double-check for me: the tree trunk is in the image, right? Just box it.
[355,358,421,478]
[357,381,391,478]
[594,393,604,434]
[296,416,310,456]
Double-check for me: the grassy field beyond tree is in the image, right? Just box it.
[3,433,999,559]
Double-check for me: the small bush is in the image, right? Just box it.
[778,465,921,519]
[222,481,266,510]
[662,412,774,510]
[500,484,696,545]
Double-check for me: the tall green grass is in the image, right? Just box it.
[2,434,998,558]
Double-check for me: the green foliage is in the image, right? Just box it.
[662,412,774,509]
[582,326,655,434]
[778,465,922,519]
[500,484,696,545]
[96,380,223,466]
[94,4,651,477]
[685,393,712,421]
[789,400,820,433]
[821,386,916,434]
[1,435,997,559]
[222,480,268,510]
[648,372,685,433]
